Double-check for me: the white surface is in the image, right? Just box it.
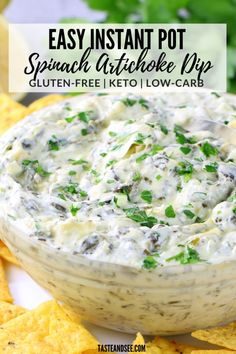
[5,262,216,349]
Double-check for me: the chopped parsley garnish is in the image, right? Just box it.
[159,124,168,135]
[78,111,92,123]
[118,186,132,201]
[140,190,152,204]
[176,182,182,192]
[134,133,150,145]
[111,144,123,151]
[143,256,157,269]
[107,179,115,184]
[70,205,79,216]
[63,183,78,194]
[133,171,142,182]
[174,125,196,145]
[106,159,117,167]
[139,98,149,109]
[176,161,194,176]
[200,142,218,157]
[108,131,117,137]
[65,111,93,124]
[91,169,100,177]
[233,206,236,215]
[166,246,202,264]
[180,146,191,155]
[124,208,157,228]
[21,159,50,178]
[79,190,88,198]
[165,205,176,218]
[136,153,149,163]
[183,209,195,219]
[204,162,218,173]
[126,119,135,125]
[68,170,76,176]
[48,135,60,151]
[228,193,236,202]
[121,97,149,109]
[22,159,38,167]
[136,144,163,163]
[68,159,88,165]
[121,98,137,107]
[60,184,87,198]
[100,152,107,157]
[35,165,51,177]
[150,144,164,155]
[156,175,162,181]
[65,116,76,123]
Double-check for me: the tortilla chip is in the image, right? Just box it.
[0,241,19,266]
[133,333,198,354]
[133,332,145,346]
[0,94,26,134]
[26,94,65,115]
[0,301,25,325]
[0,258,12,303]
[191,351,236,353]
[192,322,236,350]
[0,300,99,353]
[151,336,198,354]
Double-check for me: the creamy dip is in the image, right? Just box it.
[0,91,235,269]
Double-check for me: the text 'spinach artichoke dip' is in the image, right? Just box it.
[0,92,236,269]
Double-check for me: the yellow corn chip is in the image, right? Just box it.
[151,336,198,354]
[0,241,20,266]
[192,322,236,351]
[0,301,25,325]
[133,333,198,354]
[0,300,99,353]
[0,258,12,303]
[133,332,145,346]
[0,94,26,134]
[26,94,65,115]
[191,351,236,353]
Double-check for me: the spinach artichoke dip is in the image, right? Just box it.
[0,91,235,271]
